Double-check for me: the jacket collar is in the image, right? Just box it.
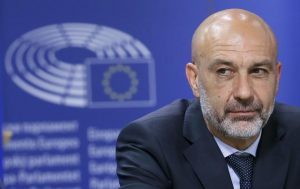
[182,100,233,189]
[252,105,289,188]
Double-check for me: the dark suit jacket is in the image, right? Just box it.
[116,99,300,189]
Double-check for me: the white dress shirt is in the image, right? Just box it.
[214,133,261,189]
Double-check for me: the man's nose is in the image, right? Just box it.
[233,74,254,104]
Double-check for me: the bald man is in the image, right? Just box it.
[116,9,300,189]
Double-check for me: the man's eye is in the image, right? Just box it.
[216,68,233,76]
[251,68,269,77]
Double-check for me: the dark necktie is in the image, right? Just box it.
[226,153,254,189]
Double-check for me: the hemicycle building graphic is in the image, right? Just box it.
[5,23,156,108]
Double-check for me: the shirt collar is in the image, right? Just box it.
[214,132,261,158]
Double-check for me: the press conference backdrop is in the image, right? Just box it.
[1,0,300,188]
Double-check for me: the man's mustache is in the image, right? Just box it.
[225,101,263,113]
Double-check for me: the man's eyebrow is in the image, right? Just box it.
[254,60,274,66]
[252,60,275,68]
[208,59,275,68]
[208,59,235,69]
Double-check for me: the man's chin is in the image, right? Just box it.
[221,119,263,138]
[231,119,257,125]
[226,133,259,140]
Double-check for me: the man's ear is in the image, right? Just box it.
[186,63,200,97]
[275,61,282,93]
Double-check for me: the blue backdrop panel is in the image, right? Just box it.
[1,1,300,189]
[0,48,3,182]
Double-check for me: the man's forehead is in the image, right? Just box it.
[198,35,276,61]
[206,42,274,55]
[206,52,276,68]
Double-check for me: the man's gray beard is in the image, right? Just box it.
[199,83,274,139]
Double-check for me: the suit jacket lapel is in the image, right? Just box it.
[183,100,233,189]
[253,106,289,189]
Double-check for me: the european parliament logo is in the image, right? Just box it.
[5,23,156,108]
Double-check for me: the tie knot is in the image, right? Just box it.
[226,153,254,189]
